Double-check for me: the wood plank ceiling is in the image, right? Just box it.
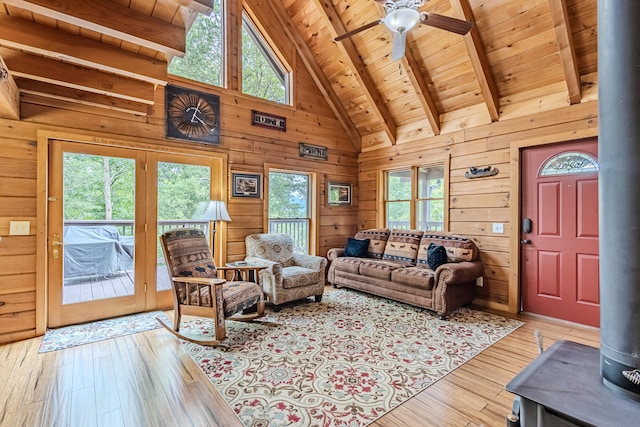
[0,0,598,151]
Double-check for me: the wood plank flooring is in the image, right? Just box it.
[0,296,600,427]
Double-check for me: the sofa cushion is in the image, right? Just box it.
[390,267,435,290]
[354,229,390,259]
[282,266,323,289]
[331,257,363,274]
[382,229,424,266]
[344,237,370,257]
[358,260,402,280]
[417,232,478,265]
[427,243,448,270]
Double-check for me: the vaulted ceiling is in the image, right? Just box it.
[0,0,598,151]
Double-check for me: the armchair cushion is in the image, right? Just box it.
[245,233,296,267]
[282,266,323,289]
[344,238,370,257]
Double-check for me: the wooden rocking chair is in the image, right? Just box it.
[157,228,265,346]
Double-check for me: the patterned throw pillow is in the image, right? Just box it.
[427,243,448,270]
[354,229,390,259]
[344,238,370,257]
[382,229,424,266]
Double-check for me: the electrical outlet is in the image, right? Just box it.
[9,221,30,235]
[476,277,484,287]
[492,223,504,234]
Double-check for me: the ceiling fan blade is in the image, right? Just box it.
[391,31,407,61]
[420,12,472,35]
[334,19,384,42]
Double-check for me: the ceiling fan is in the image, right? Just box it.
[334,0,472,61]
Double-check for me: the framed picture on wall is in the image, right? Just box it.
[328,182,351,206]
[231,172,262,198]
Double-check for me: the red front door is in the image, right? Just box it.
[521,139,599,327]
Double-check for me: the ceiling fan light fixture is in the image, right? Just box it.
[384,8,420,33]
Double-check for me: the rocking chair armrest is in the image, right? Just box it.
[172,277,226,287]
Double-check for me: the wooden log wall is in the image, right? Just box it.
[357,101,598,313]
[0,63,359,344]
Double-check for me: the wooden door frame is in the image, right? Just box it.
[507,129,599,315]
[36,130,228,333]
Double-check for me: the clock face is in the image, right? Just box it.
[165,85,220,144]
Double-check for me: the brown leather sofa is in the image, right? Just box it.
[327,229,484,318]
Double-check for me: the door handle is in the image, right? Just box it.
[520,239,531,245]
[51,233,65,259]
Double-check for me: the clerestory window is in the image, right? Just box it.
[168,3,224,87]
[242,11,290,104]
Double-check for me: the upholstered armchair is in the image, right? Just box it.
[244,233,327,309]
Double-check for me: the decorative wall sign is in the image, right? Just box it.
[165,84,220,144]
[328,182,352,206]
[231,172,262,198]
[465,165,499,179]
[299,143,328,161]
[251,110,286,132]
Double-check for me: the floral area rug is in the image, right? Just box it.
[39,311,169,353]
[179,288,523,427]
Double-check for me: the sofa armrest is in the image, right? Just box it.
[326,248,345,261]
[292,253,327,271]
[436,260,484,285]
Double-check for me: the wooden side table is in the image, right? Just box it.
[222,262,266,283]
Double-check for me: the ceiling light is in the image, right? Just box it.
[384,8,420,34]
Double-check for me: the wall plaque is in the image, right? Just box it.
[299,143,328,161]
[251,110,286,132]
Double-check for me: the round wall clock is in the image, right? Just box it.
[165,84,220,144]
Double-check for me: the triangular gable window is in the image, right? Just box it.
[242,11,290,104]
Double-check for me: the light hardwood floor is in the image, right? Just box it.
[0,300,599,427]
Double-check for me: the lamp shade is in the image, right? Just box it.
[201,200,231,222]
[384,8,420,33]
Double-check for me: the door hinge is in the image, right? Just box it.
[144,283,147,292]
[144,223,148,232]
[144,162,148,171]
[48,196,57,202]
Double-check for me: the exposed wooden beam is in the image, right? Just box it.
[401,46,441,135]
[0,54,20,120]
[450,0,500,121]
[2,0,186,58]
[0,14,167,86]
[0,48,156,105]
[261,0,362,150]
[547,0,581,104]
[16,79,149,116]
[225,0,241,91]
[316,0,397,145]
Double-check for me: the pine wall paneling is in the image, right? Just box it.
[358,100,598,314]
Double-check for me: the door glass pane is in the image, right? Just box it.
[156,162,211,290]
[268,171,310,254]
[62,153,135,304]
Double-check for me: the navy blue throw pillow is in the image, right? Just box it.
[344,238,370,257]
[427,243,448,270]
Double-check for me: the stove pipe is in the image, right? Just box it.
[598,0,640,400]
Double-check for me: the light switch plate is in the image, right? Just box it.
[476,277,484,287]
[492,223,504,234]
[9,221,30,235]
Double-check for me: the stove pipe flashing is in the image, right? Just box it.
[598,0,640,400]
